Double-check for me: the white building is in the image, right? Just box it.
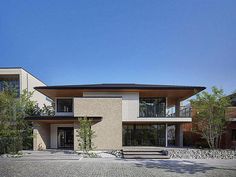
[0,67,51,107]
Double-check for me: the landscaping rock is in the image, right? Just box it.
[167,148,236,159]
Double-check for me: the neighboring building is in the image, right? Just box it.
[0,67,51,107]
[26,84,205,151]
[182,92,236,149]
[220,93,236,149]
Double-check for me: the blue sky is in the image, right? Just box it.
[1,0,236,94]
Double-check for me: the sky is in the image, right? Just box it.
[0,0,236,95]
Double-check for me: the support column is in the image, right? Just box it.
[165,123,168,147]
[74,122,80,151]
[175,124,183,147]
[32,122,50,150]
[32,122,39,151]
[175,99,180,117]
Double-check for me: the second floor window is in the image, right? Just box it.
[0,75,20,96]
[139,97,166,117]
[57,99,73,112]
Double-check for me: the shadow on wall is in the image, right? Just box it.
[133,160,235,174]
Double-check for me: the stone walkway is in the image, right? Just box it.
[0,151,236,177]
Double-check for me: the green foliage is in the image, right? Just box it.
[40,103,55,116]
[190,86,231,149]
[76,117,96,152]
[0,88,37,154]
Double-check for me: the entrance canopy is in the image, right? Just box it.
[25,116,102,123]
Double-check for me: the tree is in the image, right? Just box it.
[190,87,231,149]
[76,117,95,152]
[40,103,55,116]
[0,88,37,154]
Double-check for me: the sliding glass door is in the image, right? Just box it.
[123,124,166,146]
[57,127,74,149]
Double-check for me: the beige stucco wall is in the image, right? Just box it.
[74,97,122,150]
[33,122,50,150]
[83,92,139,121]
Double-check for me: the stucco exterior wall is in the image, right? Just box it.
[83,92,139,121]
[33,122,50,150]
[74,97,122,150]
[21,69,51,107]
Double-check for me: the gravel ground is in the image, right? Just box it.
[0,152,236,177]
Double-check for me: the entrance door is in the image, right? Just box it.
[57,127,74,149]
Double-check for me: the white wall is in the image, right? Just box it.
[50,124,74,148]
[21,69,51,107]
[83,92,139,121]
[0,68,51,107]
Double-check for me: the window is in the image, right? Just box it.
[139,97,166,117]
[122,124,166,146]
[57,99,73,112]
[232,130,236,141]
[0,75,20,96]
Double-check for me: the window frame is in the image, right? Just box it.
[139,97,166,117]
[56,98,73,113]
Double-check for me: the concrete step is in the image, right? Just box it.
[123,148,163,151]
[123,151,163,155]
[123,154,170,159]
[122,147,169,159]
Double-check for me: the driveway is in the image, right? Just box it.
[0,151,236,177]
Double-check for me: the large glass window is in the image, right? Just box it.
[139,97,166,117]
[0,75,20,96]
[57,99,73,112]
[123,124,166,146]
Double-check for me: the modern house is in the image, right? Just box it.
[0,67,51,107]
[26,84,205,151]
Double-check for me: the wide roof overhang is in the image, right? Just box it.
[35,84,206,101]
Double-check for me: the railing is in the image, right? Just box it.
[139,106,192,118]
[166,107,192,118]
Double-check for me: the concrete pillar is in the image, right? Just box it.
[32,122,50,150]
[74,122,80,151]
[175,124,183,147]
[175,99,180,117]
[33,122,39,151]
[165,123,168,147]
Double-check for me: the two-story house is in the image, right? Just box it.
[26,84,205,151]
[0,67,51,107]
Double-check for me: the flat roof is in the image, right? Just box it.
[0,67,47,85]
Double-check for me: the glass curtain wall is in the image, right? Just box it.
[139,97,166,117]
[123,124,166,146]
